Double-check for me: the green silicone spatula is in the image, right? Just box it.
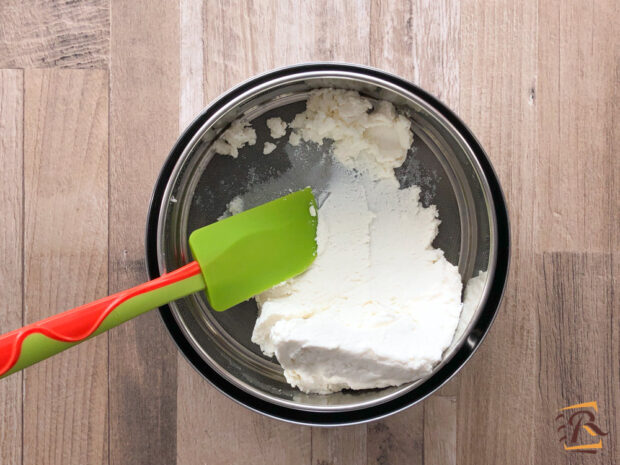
[0,188,318,379]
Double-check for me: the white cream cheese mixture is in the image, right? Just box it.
[266,117,287,138]
[217,89,464,394]
[452,271,488,346]
[263,142,277,154]
[213,120,256,157]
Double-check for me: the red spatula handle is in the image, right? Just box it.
[0,261,205,378]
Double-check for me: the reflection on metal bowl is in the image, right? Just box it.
[145,63,510,426]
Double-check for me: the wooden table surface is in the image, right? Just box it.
[0,1,618,464]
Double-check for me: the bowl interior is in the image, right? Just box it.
[157,74,495,412]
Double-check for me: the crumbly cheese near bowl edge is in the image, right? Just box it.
[217,89,464,394]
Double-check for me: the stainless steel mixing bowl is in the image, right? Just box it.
[146,63,510,425]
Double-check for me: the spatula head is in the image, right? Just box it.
[189,188,318,311]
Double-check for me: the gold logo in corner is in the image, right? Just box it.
[556,401,608,454]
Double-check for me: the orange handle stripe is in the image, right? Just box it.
[0,261,202,377]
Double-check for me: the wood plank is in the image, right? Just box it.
[313,426,367,465]
[457,1,539,464]
[177,371,311,465]
[370,0,460,111]
[177,2,374,464]
[108,1,180,464]
[0,68,23,465]
[178,3,310,465]
[369,0,412,79]
[0,0,109,68]
[179,3,306,464]
[299,2,372,461]
[203,0,371,101]
[180,0,205,128]
[367,1,460,463]
[367,404,424,465]
[0,3,616,464]
[536,0,617,253]
[23,69,108,465]
[535,253,619,464]
[177,2,318,464]
[424,396,456,465]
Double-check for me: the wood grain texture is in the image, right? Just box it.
[312,426,366,465]
[23,69,108,465]
[179,3,310,465]
[177,372,311,465]
[180,0,205,128]
[108,1,180,464]
[536,0,618,253]
[367,2,460,463]
[370,0,460,110]
[457,1,539,464]
[0,1,618,464]
[536,253,619,464]
[424,396,456,465]
[203,0,371,102]
[367,404,424,465]
[0,69,23,465]
[177,2,373,464]
[0,0,109,69]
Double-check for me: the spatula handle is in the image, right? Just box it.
[0,261,205,379]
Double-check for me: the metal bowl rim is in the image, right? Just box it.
[160,69,490,412]
[145,62,510,425]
